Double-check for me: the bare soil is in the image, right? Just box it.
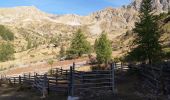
[3,57,88,76]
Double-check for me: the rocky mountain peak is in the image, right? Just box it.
[130,0,170,13]
[0,6,49,24]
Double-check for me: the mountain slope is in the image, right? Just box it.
[0,0,169,68]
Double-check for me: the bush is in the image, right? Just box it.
[30,55,35,58]
[0,25,14,41]
[0,43,15,62]
[91,64,107,71]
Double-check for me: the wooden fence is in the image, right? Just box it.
[1,63,115,97]
[139,62,170,97]
[68,63,115,96]
[115,62,129,71]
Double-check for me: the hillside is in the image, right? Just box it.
[114,13,170,59]
[0,0,169,69]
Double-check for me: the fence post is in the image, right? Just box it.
[34,73,37,85]
[29,73,31,81]
[72,62,75,96]
[121,62,123,72]
[56,68,58,75]
[55,70,58,86]
[61,67,63,75]
[111,63,115,94]
[23,74,25,84]
[42,74,48,98]
[66,70,68,78]
[0,75,2,81]
[68,66,73,96]
[19,75,21,85]
[14,77,16,85]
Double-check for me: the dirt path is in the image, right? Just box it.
[2,57,88,77]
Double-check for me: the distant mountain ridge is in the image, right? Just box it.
[0,0,169,52]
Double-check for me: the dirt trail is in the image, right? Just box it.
[2,57,88,77]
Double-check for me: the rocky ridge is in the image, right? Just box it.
[0,0,169,66]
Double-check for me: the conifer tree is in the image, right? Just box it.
[95,33,112,65]
[127,0,162,64]
[68,29,91,57]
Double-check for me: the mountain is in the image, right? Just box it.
[0,6,138,52]
[0,0,169,66]
[130,0,170,13]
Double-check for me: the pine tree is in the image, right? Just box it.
[68,29,91,57]
[95,33,112,65]
[127,0,162,64]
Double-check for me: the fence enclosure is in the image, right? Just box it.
[139,63,170,97]
[2,63,115,97]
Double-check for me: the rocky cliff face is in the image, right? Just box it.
[130,0,170,12]
[0,0,169,52]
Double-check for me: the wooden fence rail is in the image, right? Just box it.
[1,62,115,98]
[139,63,170,98]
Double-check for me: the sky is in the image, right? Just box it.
[0,0,132,15]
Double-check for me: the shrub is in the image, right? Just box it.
[0,25,14,41]
[0,43,15,62]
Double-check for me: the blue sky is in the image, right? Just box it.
[0,0,132,15]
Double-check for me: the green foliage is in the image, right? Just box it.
[59,45,65,58]
[156,12,169,20]
[163,23,170,32]
[0,43,15,62]
[113,57,121,63]
[163,48,170,59]
[32,40,38,48]
[47,59,54,74]
[0,25,14,41]
[126,0,162,64]
[27,39,32,49]
[26,38,39,49]
[30,55,35,58]
[94,39,98,51]
[50,34,62,47]
[47,59,54,66]
[95,33,112,64]
[67,29,91,57]
[91,64,106,71]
